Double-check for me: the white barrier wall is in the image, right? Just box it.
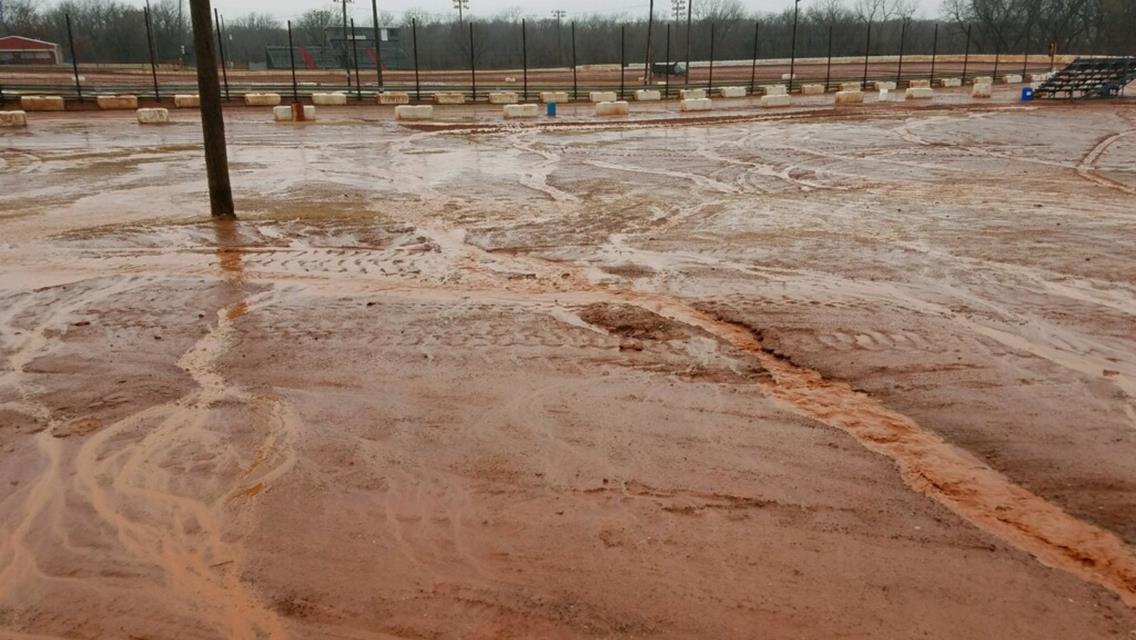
[835,90,865,105]
[97,95,138,110]
[872,81,897,91]
[503,103,539,118]
[434,92,466,104]
[174,94,200,108]
[841,81,862,92]
[680,89,706,100]
[312,93,347,106]
[1003,74,1023,84]
[540,91,570,103]
[395,105,434,121]
[20,96,65,111]
[801,84,825,95]
[905,87,934,100]
[762,84,787,96]
[938,78,962,88]
[718,86,746,98]
[972,76,993,85]
[761,94,791,107]
[909,79,931,88]
[136,108,169,124]
[273,105,316,121]
[634,89,662,101]
[595,100,630,116]
[245,93,282,106]
[972,83,993,98]
[379,92,410,105]
[0,111,28,127]
[680,98,712,112]
[589,91,618,102]
[489,92,519,104]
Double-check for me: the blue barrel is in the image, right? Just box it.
[1021,87,1034,101]
[547,102,557,117]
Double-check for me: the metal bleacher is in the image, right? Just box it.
[1034,57,1136,99]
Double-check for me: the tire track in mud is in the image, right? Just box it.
[1076,130,1136,196]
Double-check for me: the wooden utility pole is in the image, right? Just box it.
[189,0,234,218]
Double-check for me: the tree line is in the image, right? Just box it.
[0,0,1131,69]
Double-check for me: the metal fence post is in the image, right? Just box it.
[412,18,421,102]
[643,0,655,86]
[522,19,528,102]
[930,23,938,86]
[896,18,907,86]
[1021,23,1031,77]
[288,20,299,103]
[572,22,578,102]
[620,25,626,100]
[750,21,759,96]
[861,19,872,90]
[144,2,161,102]
[66,13,83,102]
[469,22,476,102]
[961,23,972,84]
[708,23,715,91]
[825,23,833,90]
[684,0,692,86]
[992,43,1001,82]
[214,8,229,101]
[351,19,363,100]
[372,0,384,87]
[788,0,800,93]
[665,24,672,99]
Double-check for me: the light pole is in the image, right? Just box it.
[552,10,566,65]
[644,0,655,84]
[684,0,692,84]
[671,0,685,76]
[339,0,354,87]
[188,0,233,217]
[788,0,801,93]
[453,0,469,25]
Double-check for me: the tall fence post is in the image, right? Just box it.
[643,0,655,86]
[214,8,229,101]
[684,2,693,86]
[825,23,833,90]
[469,22,476,103]
[788,0,800,93]
[412,18,421,102]
[708,23,715,91]
[144,2,161,102]
[189,0,234,218]
[961,23,972,84]
[929,23,939,86]
[1021,23,1031,77]
[665,24,672,99]
[620,25,626,100]
[992,43,1001,82]
[351,19,362,101]
[861,19,872,90]
[895,18,907,86]
[66,13,83,102]
[522,19,528,102]
[572,22,578,102]
[372,0,384,87]
[750,21,759,96]
[288,20,299,103]
[341,0,351,87]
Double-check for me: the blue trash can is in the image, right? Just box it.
[1021,87,1034,101]
[547,102,557,117]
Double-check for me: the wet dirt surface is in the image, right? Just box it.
[1,95,1135,638]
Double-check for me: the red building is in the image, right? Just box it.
[0,36,62,65]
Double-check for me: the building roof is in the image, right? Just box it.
[0,36,60,50]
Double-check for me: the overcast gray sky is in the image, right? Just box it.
[106,0,944,23]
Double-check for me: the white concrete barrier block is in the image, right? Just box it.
[680,97,713,112]
[245,93,282,106]
[871,81,897,91]
[680,89,706,100]
[589,91,618,103]
[539,91,569,103]
[434,92,466,104]
[395,104,434,121]
[136,108,169,124]
[97,94,138,110]
[938,77,962,88]
[972,76,993,86]
[972,83,993,98]
[718,86,746,98]
[273,105,316,121]
[835,90,865,105]
[173,94,200,108]
[878,88,891,101]
[801,83,826,95]
[841,82,862,92]
[0,111,28,127]
[1003,74,1023,84]
[909,79,931,88]
[762,84,787,96]
[781,73,797,80]
[1027,72,1053,83]
[503,103,539,118]
[761,94,791,108]
[378,92,410,105]
[312,92,347,106]
[20,95,65,111]
[595,100,630,116]
[489,91,519,104]
[905,87,934,100]
[634,89,661,101]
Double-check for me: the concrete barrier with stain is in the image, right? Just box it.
[972,83,993,98]
[680,89,706,100]
[503,103,539,118]
[312,93,347,106]
[395,105,434,121]
[379,92,410,105]
[434,92,466,105]
[871,81,897,91]
[938,78,962,88]
[245,93,282,106]
[97,95,138,110]
[489,92,519,105]
[589,91,618,103]
[1003,74,1023,84]
[273,105,316,122]
[761,94,791,108]
[718,86,746,98]
[680,98,712,112]
[762,84,787,96]
[634,90,661,101]
[0,111,28,127]
[136,108,169,124]
[905,87,934,100]
[801,84,826,95]
[595,101,630,116]
[20,96,65,112]
[174,94,200,108]
[835,90,865,105]
[540,91,570,103]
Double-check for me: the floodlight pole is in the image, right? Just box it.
[643,0,655,85]
[189,0,234,218]
[788,0,801,93]
[372,0,384,86]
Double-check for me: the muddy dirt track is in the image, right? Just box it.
[1,95,1135,638]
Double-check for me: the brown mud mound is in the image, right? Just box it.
[578,302,703,342]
